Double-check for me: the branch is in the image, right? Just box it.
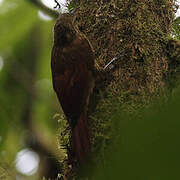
[54,0,61,9]
[28,0,59,18]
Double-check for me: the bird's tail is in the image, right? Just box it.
[72,112,90,165]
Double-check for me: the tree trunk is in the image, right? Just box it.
[61,0,180,178]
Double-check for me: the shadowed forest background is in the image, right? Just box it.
[0,0,180,179]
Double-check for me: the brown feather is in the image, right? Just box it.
[51,14,94,165]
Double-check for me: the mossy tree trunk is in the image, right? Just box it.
[64,0,180,178]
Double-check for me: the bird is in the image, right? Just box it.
[51,13,95,165]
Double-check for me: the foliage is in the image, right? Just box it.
[173,17,180,39]
[0,0,63,179]
[165,39,180,89]
[93,85,180,179]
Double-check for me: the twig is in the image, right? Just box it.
[28,0,59,18]
[104,54,120,70]
[54,0,61,9]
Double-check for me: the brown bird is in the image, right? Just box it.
[51,14,95,165]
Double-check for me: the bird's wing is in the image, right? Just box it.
[51,46,93,125]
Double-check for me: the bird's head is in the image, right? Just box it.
[53,14,76,47]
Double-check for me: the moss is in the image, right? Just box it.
[165,39,180,89]
[61,0,179,173]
